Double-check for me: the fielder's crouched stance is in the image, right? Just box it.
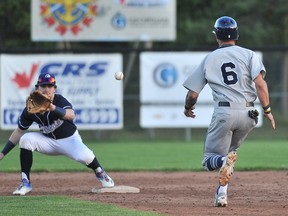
[183,16,275,207]
[0,73,114,195]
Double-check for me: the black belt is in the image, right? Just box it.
[218,102,254,107]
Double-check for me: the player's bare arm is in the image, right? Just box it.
[184,90,198,118]
[0,127,25,160]
[254,72,276,129]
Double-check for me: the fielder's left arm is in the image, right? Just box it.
[0,127,25,160]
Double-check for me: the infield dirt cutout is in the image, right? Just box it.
[1,171,287,216]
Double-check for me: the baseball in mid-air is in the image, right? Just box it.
[115,71,124,80]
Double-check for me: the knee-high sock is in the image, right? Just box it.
[20,148,33,181]
[206,155,223,171]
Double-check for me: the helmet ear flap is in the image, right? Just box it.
[215,28,239,41]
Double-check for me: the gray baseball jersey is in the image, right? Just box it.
[183,45,266,102]
[183,45,266,164]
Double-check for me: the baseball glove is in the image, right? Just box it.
[26,90,51,114]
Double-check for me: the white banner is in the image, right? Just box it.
[0,54,123,130]
[140,52,213,103]
[140,52,263,128]
[141,105,214,128]
[31,0,176,41]
[140,104,263,128]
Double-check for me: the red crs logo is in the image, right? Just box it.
[12,62,108,89]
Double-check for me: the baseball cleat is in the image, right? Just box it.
[214,192,227,207]
[13,179,32,195]
[96,170,114,188]
[219,151,237,186]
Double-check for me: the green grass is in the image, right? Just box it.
[236,140,288,170]
[1,140,287,172]
[0,196,161,216]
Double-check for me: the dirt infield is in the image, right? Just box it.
[1,171,287,216]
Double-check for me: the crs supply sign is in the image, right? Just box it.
[0,54,123,130]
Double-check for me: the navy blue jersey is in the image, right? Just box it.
[18,94,77,139]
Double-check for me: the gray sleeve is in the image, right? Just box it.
[183,59,207,93]
[250,51,266,80]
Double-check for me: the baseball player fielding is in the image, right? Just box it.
[0,73,115,196]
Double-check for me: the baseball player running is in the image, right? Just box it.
[183,16,275,207]
[0,73,114,195]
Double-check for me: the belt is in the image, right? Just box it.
[218,102,254,107]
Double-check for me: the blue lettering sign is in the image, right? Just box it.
[40,62,109,77]
[74,108,119,124]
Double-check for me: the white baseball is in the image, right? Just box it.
[115,71,124,80]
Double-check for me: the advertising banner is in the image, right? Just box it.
[140,52,263,128]
[0,54,123,130]
[31,0,176,41]
[140,52,213,103]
